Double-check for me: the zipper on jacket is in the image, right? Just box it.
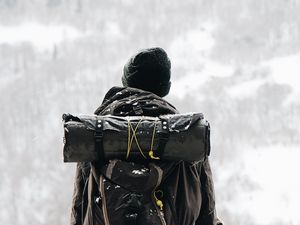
[99,175,110,225]
[152,191,167,225]
[151,164,167,225]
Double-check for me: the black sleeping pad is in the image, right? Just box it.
[62,113,210,163]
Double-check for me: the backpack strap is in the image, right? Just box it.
[157,118,169,158]
[205,122,211,158]
[95,118,105,162]
[132,101,143,115]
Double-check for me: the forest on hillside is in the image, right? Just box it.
[0,1,300,225]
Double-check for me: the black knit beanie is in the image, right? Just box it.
[122,47,171,97]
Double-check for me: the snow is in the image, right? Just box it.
[132,168,149,175]
[169,23,234,98]
[171,51,300,101]
[0,22,83,51]
[227,78,266,98]
[262,54,300,92]
[219,145,300,225]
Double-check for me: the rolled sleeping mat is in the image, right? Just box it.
[62,113,210,163]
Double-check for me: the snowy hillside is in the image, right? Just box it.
[0,1,299,225]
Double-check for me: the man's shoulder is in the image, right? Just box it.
[95,86,178,116]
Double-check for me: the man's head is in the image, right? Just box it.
[122,47,171,97]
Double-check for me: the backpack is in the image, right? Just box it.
[85,160,167,225]
[71,87,206,225]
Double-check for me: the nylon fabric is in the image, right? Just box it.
[70,86,223,225]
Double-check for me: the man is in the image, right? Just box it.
[70,47,222,225]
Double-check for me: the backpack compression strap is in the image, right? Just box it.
[157,117,169,158]
[95,118,105,162]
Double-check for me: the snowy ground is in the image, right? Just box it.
[215,145,300,225]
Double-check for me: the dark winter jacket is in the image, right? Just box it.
[70,86,222,225]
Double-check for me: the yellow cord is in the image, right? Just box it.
[126,117,160,160]
[154,190,164,211]
[129,119,147,159]
[149,119,160,160]
[126,118,131,159]
[126,118,147,159]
